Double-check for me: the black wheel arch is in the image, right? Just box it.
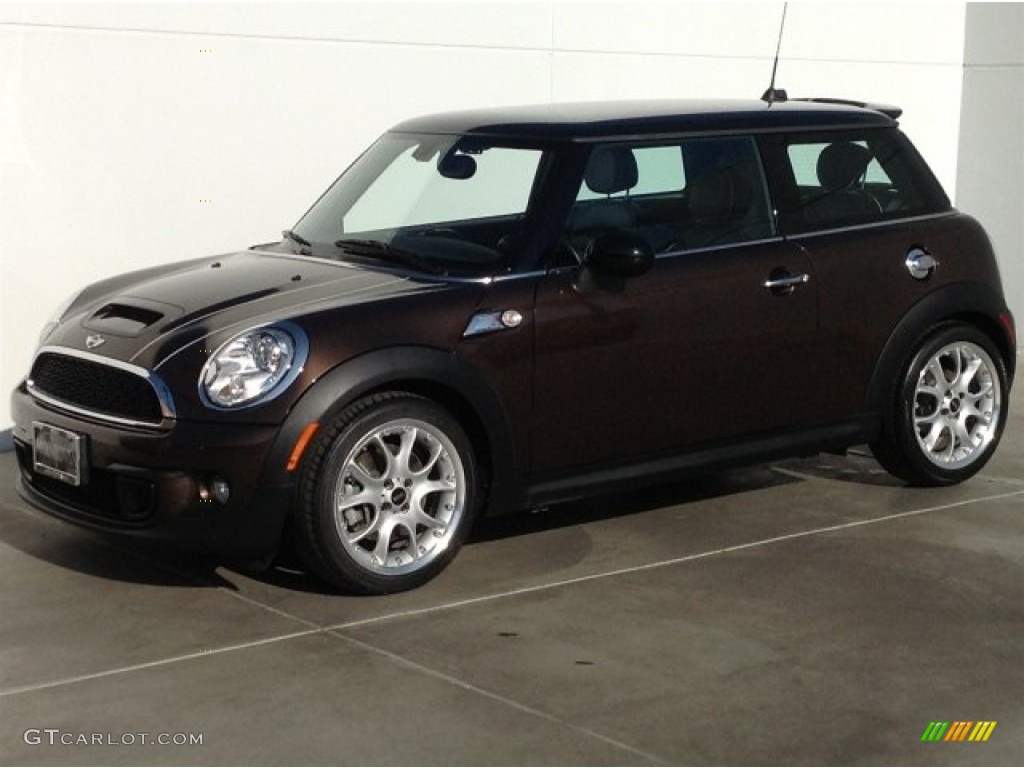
[261,345,526,515]
[865,282,1016,425]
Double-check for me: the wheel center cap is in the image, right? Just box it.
[391,487,408,506]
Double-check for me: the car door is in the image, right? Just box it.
[530,136,819,474]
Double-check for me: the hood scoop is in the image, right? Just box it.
[83,298,183,337]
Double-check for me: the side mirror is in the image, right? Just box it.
[586,231,654,277]
[575,232,654,293]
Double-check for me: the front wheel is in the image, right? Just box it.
[292,392,481,594]
[872,324,1008,486]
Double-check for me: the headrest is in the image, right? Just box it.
[816,142,872,192]
[585,147,638,196]
[688,168,751,224]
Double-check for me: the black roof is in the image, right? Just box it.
[392,98,898,140]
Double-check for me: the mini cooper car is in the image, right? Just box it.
[11,98,1016,594]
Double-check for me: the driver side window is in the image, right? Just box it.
[558,137,774,265]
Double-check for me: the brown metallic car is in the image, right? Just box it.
[10,98,1016,593]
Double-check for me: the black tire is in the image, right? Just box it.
[291,392,481,594]
[871,323,1008,486]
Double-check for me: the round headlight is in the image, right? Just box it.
[200,326,304,408]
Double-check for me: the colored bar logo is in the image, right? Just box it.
[921,721,997,742]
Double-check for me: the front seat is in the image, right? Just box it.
[566,146,639,234]
[804,141,882,224]
[683,166,754,248]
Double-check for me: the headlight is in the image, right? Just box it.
[39,289,84,345]
[199,325,307,409]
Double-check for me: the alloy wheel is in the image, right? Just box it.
[912,341,1001,470]
[331,418,465,575]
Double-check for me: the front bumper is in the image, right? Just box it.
[10,382,293,563]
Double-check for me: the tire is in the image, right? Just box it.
[871,323,1008,486]
[292,392,480,594]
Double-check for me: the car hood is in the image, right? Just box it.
[44,250,450,370]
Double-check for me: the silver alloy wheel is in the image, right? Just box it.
[912,341,1002,470]
[331,418,465,576]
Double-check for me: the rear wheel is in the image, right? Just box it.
[872,324,1008,486]
[292,392,480,594]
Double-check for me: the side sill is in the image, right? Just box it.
[525,416,876,509]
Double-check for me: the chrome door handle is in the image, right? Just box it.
[905,248,938,280]
[763,273,810,290]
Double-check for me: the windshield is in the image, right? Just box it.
[292,133,545,274]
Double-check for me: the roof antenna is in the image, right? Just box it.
[761,2,788,104]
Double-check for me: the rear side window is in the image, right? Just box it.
[776,129,950,233]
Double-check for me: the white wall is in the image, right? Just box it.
[956,2,1024,331]
[0,2,982,428]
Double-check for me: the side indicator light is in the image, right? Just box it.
[286,422,319,471]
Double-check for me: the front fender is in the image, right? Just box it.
[258,345,526,514]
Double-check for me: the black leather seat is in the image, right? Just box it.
[682,166,757,248]
[804,142,882,224]
[567,147,639,234]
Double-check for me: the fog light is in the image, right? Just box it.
[198,477,230,505]
[211,477,230,504]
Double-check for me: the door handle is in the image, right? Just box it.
[763,271,810,295]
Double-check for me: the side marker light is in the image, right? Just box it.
[286,422,320,471]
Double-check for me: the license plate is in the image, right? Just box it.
[32,422,87,487]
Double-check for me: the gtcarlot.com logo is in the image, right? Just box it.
[23,729,203,747]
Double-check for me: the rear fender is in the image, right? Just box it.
[865,282,1016,426]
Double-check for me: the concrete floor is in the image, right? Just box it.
[1,390,1023,766]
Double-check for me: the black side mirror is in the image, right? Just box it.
[585,231,655,278]
[575,231,654,293]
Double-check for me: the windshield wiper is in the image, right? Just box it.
[282,229,312,254]
[333,238,440,274]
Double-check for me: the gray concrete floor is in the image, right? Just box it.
[1,389,1023,766]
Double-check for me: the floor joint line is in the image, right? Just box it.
[2,482,1019,700]
[329,488,1024,632]
[328,628,669,766]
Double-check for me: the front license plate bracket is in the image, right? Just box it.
[32,422,88,487]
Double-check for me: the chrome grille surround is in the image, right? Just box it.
[27,346,176,428]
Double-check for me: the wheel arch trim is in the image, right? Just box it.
[865,282,1016,422]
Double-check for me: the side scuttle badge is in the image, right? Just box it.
[463,309,524,338]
